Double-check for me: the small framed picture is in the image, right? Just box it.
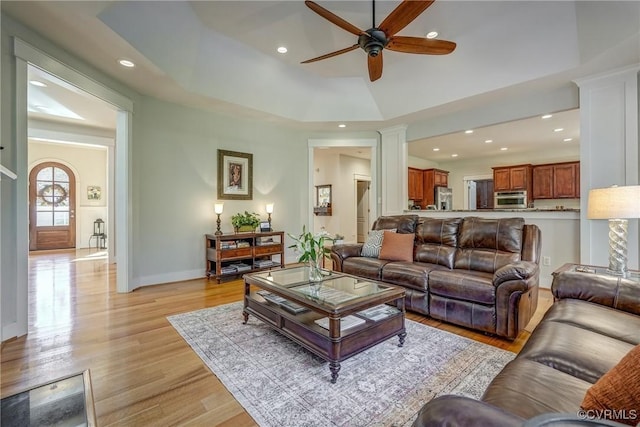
[260,221,271,232]
[87,185,101,200]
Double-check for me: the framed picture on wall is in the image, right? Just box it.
[87,185,102,200]
[217,149,253,200]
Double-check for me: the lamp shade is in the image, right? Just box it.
[266,203,274,214]
[587,185,640,219]
[214,203,224,214]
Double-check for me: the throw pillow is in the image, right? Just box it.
[581,343,640,426]
[378,230,415,262]
[361,229,396,258]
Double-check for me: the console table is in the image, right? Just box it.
[206,231,284,283]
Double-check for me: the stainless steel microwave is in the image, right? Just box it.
[494,191,527,209]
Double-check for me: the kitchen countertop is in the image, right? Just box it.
[403,208,580,220]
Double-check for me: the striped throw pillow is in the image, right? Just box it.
[361,229,396,258]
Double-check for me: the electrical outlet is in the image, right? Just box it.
[543,256,551,266]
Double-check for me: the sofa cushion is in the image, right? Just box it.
[379,230,415,262]
[372,215,418,234]
[381,261,445,292]
[482,358,592,419]
[543,299,640,345]
[517,317,634,384]
[343,257,391,280]
[414,218,461,268]
[361,229,394,258]
[429,269,495,304]
[454,217,524,273]
[581,344,640,426]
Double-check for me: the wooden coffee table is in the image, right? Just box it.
[243,266,406,383]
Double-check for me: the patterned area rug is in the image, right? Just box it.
[168,302,515,427]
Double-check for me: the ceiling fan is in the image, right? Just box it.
[301,0,456,82]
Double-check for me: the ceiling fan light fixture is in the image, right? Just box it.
[426,31,438,39]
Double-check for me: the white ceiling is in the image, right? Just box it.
[4,1,639,159]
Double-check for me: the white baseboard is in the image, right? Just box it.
[135,269,205,289]
[2,322,21,342]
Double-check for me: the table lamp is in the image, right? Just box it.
[214,203,224,235]
[587,185,640,276]
[266,203,274,230]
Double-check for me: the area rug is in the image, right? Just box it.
[168,302,515,427]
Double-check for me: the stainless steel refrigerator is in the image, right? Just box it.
[435,186,453,210]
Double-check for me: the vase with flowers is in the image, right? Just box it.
[288,226,332,282]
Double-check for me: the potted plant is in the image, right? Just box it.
[334,233,345,245]
[231,211,260,232]
[288,226,333,282]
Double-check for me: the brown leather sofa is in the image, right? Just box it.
[412,268,640,426]
[330,215,541,339]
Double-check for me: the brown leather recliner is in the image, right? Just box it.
[330,215,541,339]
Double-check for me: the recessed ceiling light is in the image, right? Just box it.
[338,124,346,128]
[277,46,288,54]
[500,147,508,151]
[433,148,440,152]
[563,138,573,142]
[118,59,135,68]
[541,114,553,119]
[426,31,438,39]
[451,153,458,157]
[464,130,473,134]
[484,139,493,143]
[554,128,564,132]
[29,80,47,87]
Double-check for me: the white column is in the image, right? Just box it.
[379,125,408,215]
[575,64,640,269]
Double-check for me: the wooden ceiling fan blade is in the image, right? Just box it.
[301,44,360,64]
[378,0,435,37]
[368,53,383,82]
[305,1,367,36]
[386,36,456,54]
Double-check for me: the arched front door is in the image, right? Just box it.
[29,162,76,250]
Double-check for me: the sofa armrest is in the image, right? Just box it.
[551,270,640,316]
[411,395,524,427]
[493,261,539,287]
[329,244,363,272]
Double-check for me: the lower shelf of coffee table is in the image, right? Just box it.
[244,293,405,363]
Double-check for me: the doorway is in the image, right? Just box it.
[356,180,370,243]
[28,162,76,250]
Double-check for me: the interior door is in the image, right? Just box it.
[356,181,370,243]
[29,162,76,250]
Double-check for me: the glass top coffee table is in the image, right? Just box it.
[243,266,406,383]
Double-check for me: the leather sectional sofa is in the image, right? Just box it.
[412,268,640,426]
[330,215,541,340]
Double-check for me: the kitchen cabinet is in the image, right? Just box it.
[492,164,532,193]
[475,179,494,209]
[532,162,580,199]
[408,168,424,201]
[422,169,449,207]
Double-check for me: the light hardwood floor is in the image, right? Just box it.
[1,249,553,426]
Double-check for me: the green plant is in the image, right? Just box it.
[231,211,260,230]
[334,233,344,240]
[288,226,333,263]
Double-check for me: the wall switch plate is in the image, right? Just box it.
[543,256,551,266]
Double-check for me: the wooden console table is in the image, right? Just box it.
[206,231,284,283]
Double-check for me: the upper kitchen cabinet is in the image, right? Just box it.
[533,161,580,199]
[492,164,532,193]
[408,168,424,201]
